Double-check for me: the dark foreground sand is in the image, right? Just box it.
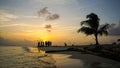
[51,51,120,68]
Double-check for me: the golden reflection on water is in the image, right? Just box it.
[29,47,46,54]
[0,46,55,68]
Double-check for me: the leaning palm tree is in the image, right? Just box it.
[78,13,109,45]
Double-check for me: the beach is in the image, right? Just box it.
[51,51,120,68]
[0,46,120,68]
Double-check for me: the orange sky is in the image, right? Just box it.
[0,0,120,46]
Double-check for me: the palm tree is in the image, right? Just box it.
[77,13,109,45]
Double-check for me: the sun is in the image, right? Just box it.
[39,31,51,42]
[42,35,50,42]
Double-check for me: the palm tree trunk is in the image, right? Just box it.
[95,34,99,45]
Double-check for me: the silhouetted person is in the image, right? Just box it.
[44,41,52,46]
[49,41,52,46]
[40,41,42,46]
[72,44,74,46]
[117,39,120,44]
[118,39,120,42]
[40,41,44,46]
[48,41,49,46]
[64,43,67,46]
[45,41,48,46]
[38,42,40,47]
[48,41,50,46]
[42,41,44,46]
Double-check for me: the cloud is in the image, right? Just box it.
[0,23,36,28]
[38,7,50,17]
[45,24,52,32]
[46,14,59,20]
[21,15,38,19]
[38,7,60,20]
[0,10,17,22]
[45,24,52,29]
[35,0,67,5]
[0,37,34,46]
[108,22,120,35]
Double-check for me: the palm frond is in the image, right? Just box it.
[77,27,95,35]
[103,31,108,35]
[81,13,100,29]
[81,21,87,26]
[87,13,100,21]
[81,20,99,29]
[77,28,81,33]
[98,30,108,36]
[98,23,109,36]
[99,24,109,30]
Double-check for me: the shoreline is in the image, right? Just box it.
[40,45,120,62]
[50,51,120,68]
[0,45,120,68]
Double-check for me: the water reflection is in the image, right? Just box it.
[29,47,46,54]
[0,46,55,68]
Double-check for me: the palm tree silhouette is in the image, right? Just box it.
[78,13,109,45]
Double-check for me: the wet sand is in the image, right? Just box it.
[51,51,120,68]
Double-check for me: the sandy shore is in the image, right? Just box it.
[51,51,120,68]
[1,46,120,68]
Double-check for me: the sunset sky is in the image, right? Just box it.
[0,0,120,46]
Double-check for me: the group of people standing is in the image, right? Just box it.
[38,41,52,47]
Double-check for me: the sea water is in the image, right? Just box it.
[0,46,56,68]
